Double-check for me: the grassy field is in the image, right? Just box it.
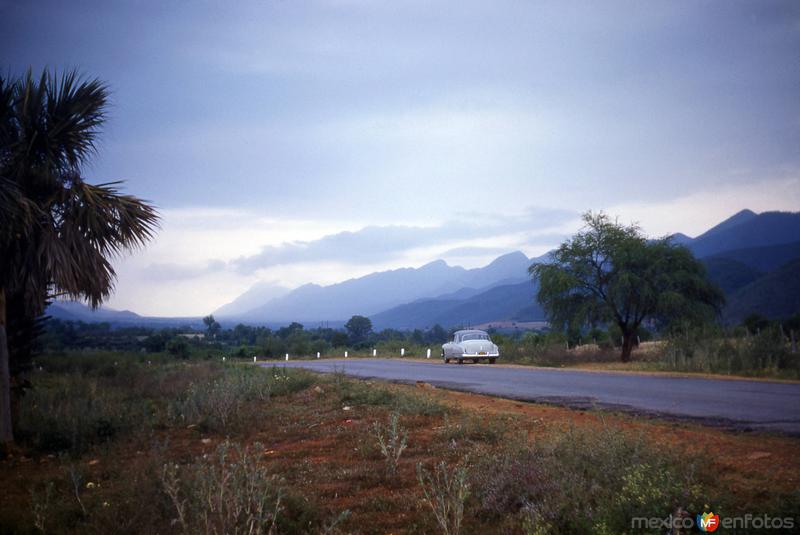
[1,351,798,534]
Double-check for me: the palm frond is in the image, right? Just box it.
[1,69,159,314]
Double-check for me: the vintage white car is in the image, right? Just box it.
[441,329,499,364]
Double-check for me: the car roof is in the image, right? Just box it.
[454,329,489,336]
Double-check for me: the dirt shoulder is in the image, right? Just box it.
[425,385,800,501]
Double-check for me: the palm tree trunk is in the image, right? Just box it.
[0,288,13,443]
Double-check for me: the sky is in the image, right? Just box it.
[2,0,799,316]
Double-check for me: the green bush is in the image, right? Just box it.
[471,426,707,534]
[661,325,798,377]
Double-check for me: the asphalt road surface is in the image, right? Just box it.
[272,358,800,434]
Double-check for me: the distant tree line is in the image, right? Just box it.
[37,315,452,359]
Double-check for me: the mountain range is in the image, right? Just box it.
[214,251,537,323]
[49,209,800,328]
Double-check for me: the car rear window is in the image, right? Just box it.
[461,333,489,341]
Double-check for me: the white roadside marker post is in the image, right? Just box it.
[285,353,289,361]
[372,348,377,357]
[344,351,348,358]
[401,348,405,357]
[253,356,257,363]
[316,352,320,359]
[222,356,226,362]
[426,348,431,359]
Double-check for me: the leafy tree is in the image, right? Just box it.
[0,70,158,442]
[143,332,170,353]
[330,331,349,348]
[742,313,772,334]
[166,336,191,359]
[427,324,448,344]
[345,315,372,346]
[530,212,724,362]
[202,314,221,339]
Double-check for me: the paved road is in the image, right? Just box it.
[272,359,800,434]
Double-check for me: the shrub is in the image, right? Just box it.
[166,336,191,359]
[660,325,797,377]
[17,374,152,455]
[168,366,315,432]
[471,426,707,534]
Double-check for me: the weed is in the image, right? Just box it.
[17,374,152,455]
[471,426,708,534]
[321,509,351,535]
[161,440,284,535]
[440,413,506,445]
[372,412,408,477]
[337,379,447,416]
[30,481,54,534]
[417,461,470,535]
[168,366,315,432]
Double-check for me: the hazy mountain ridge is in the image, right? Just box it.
[230,251,532,322]
[706,240,800,274]
[214,282,290,317]
[686,210,800,258]
[51,209,800,328]
[371,280,542,330]
[370,210,800,328]
[47,301,141,322]
[723,259,800,323]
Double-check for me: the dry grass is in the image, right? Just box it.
[2,356,799,533]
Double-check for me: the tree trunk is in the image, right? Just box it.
[620,329,636,363]
[0,288,13,443]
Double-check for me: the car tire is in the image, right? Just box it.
[457,359,464,365]
[444,358,450,364]
[489,358,496,364]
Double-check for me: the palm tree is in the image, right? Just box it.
[0,70,159,443]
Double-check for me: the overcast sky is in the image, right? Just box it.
[3,0,799,315]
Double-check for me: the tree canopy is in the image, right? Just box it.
[203,315,222,339]
[530,212,724,361]
[345,315,373,346]
[0,69,159,442]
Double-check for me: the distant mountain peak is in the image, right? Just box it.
[733,208,757,217]
[670,232,693,244]
[688,209,800,258]
[487,250,528,264]
[421,259,449,269]
[697,208,758,240]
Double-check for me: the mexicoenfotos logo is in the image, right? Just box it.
[697,512,720,532]
[632,511,794,531]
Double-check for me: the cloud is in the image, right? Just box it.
[231,207,577,273]
[439,246,512,258]
[606,175,800,238]
[144,260,226,281]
